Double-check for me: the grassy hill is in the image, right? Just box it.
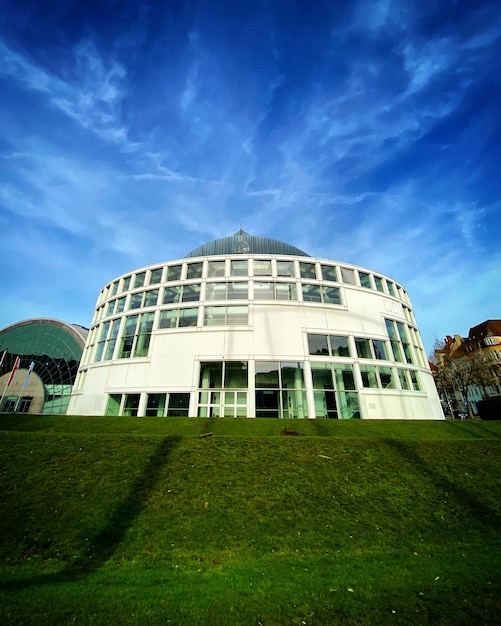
[0,416,500,625]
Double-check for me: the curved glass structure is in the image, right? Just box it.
[0,319,87,414]
[186,229,310,258]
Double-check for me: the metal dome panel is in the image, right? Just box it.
[185,229,310,258]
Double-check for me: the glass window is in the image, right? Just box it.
[224,361,248,388]
[359,272,372,289]
[178,308,198,327]
[134,312,154,357]
[396,322,408,343]
[277,261,295,277]
[313,389,337,419]
[281,362,305,388]
[129,293,143,310]
[166,265,182,281]
[299,262,316,279]
[110,281,119,296]
[254,281,275,300]
[255,361,280,387]
[104,319,121,360]
[255,361,307,418]
[199,362,223,388]
[187,262,203,279]
[118,315,139,358]
[253,260,272,276]
[206,283,227,301]
[275,283,297,301]
[312,364,334,389]
[230,260,248,276]
[122,276,132,292]
[159,310,178,329]
[341,267,355,284]
[204,306,226,326]
[355,338,372,359]
[387,282,397,297]
[167,393,190,416]
[333,365,356,390]
[390,341,404,363]
[302,284,322,302]
[149,268,163,285]
[164,286,181,304]
[208,261,225,277]
[409,371,421,391]
[144,289,159,307]
[330,336,350,357]
[374,276,385,292]
[106,394,122,416]
[106,300,115,316]
[255,390,279,417]
[321,265,337,282]
[226,306,248,325]
[95,321,110,362]
[338,392,361,419]
[146,393,166,417]
[227,282,248,300]
[360,365,378,388]
[182,284,201,302]
[372,340,388,360]
[197,363,248,417]
[308,334,329,355]
[204,306,248,326]
[322,286,341,304]
[159,308,198,328]
[378,367,395,389]
[385,319,397,339]
[398,369,410,390]
[116,297,126,314]
[133,272,146,289]
[123,394,140,417]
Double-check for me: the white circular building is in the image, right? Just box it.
[68,230,444,419]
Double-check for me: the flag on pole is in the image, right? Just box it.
[23,361,35,389]
[7,356,20,387]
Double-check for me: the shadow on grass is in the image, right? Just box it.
[384,438,501,529]
[0,435,181,590]
[446,419,501,439]
[309,418,336,437]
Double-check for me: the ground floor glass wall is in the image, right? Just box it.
[101,359,425,418]
[255,361,308,418]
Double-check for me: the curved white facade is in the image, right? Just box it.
[68,234,444,419]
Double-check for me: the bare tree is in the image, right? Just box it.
[432,338,498,418]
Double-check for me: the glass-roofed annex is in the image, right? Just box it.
[0,319,88,414]
[68,230,444,420]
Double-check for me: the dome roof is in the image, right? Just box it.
[185,229,310,258]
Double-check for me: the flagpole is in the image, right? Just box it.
[0,355,20,409]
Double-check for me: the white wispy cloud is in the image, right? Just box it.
[0,37,129,145]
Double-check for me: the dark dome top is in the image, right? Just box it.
[185,229,310,258]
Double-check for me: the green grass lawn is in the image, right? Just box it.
[0,416,500,625]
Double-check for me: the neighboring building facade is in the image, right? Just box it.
[68,230,444,419]
[0,318,88,414]
[433,320,501,416]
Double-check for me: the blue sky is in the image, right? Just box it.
[0,0,500,353]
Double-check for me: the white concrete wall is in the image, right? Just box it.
[68,253,444,420]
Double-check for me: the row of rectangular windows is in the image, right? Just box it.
[307,327,425,368]
[94,281,344,321]
[94,282,415,330]
[102,360,422,419]
[99,259,409,304]
[84,309,423,370]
